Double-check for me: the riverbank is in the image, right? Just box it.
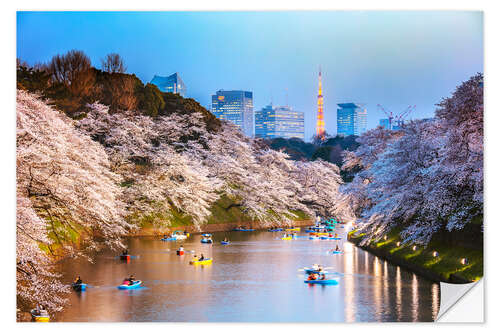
[348,230,482,283]
[130,219,313,236]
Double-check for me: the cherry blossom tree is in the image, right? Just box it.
[77,103,221,228]
[17,90,131,312]
[343,74,483,245]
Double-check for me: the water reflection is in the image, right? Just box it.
[57,230,439,322]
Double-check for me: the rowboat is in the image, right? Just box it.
[304,279,339,285]
[117,280,142,289]
[72,283,87,291]
[190,258,213,265]
[31,309,50,322]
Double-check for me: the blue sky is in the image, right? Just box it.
[17,11,483,140]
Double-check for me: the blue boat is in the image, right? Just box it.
[117,280,142,290]
[268,228,283,232]
[329,237,342,240]
[161,237,176,241]
[201,238,213,244]
[304,279,339,285]
[72,283,87,292]
[331,251,343,254]
[309,236,319,240]
[221,241,230,245]
[233,228,255,231]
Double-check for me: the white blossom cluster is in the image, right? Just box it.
[17,90,132,311]
[342,74,483,246]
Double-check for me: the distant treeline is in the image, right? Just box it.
[16,50,221,132]
[264,135,361,181]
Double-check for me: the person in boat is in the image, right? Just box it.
[33,304,48,317]
[307,273,318,281]
[74,276,83,285]
[334,233,338,238]
[319,273,326,280]
[199,253,205,261]
[312,263,319,271]
[335,244,340,251]
[124,274,135,285]
[184,231,189,235]
[122,248,129,256]
[223,237,228,242]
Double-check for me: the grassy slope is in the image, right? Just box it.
[349,229,483,282]
[139,194,310,230]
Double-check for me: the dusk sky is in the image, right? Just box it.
[17,11,483,140]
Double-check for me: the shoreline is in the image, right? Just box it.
[129,219,314,237]
[347,233,473,284]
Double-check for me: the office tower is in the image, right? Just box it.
[337,103,368,136]
[255,104,304,139]
[150,73,186,97]
[379,118,391,130]
[211,90,254,137]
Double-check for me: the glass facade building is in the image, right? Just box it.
[255,104,304,139]
[211,90,254,137]
[337,103,367,136]
[379,118,391,130]
[379,118,403,130]
[150,73,186,97]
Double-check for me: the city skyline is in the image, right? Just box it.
[17,11,483,139]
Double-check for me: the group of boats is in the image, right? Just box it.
[31,221,345,321]
[161,230,190,241]
[160,230,236,246]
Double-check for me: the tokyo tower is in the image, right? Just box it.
[316,67,325,138]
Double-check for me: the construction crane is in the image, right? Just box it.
[377,104,394,129]
[394,105,416,127]
[378,104,416,129]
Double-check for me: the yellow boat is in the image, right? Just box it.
[281,236,292,240]
[314,232,330,236]
[285,227,300,232]
[31,309,50,322]
[34,316,50,322]
[189,258,213,265]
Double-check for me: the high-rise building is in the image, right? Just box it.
[379,118,391,130]
[337,103,367,136]
[150,73,186,97]
[316,68,325,138]
[211,90,254,137]
[255,104,304,139]
[379,118,403,130]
